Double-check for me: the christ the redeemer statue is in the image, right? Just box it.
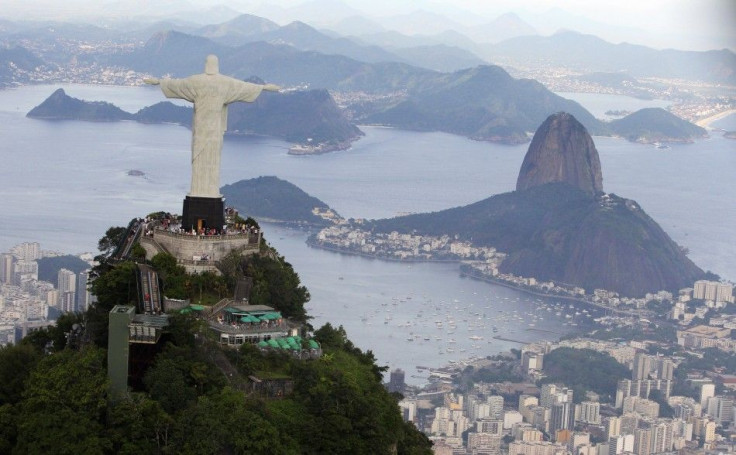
[145,54,278,199]
[145,55,278,231]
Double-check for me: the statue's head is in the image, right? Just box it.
[205,55,219,75]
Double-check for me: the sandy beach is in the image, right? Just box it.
[696,109,736,128]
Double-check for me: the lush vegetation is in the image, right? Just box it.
[217,245,311,323]
[37,255,91,286]
[539,347,630,403]
[453,362,524,392]
[0,316,431,454]
[222,176,337,227]
[588,322,677,344]
[0,228,430,454]
[150,252,229,305]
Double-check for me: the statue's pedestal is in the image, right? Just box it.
[181,196,224,232]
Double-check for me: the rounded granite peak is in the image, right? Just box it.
[516,112,603,196]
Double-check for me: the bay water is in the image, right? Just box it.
[1,85,733,382]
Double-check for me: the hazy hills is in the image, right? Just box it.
[26,88,133,121]
[609,108,708,143]
[0,46,46,87]
[4,12,718,146]
[481,31,736,86]
[362,65,606,143]
[26,88,362,147]
[24,75,707,148]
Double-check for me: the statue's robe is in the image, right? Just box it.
[160,74,265,198]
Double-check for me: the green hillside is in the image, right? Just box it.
[222,176,337,226]
[370,183,704,296]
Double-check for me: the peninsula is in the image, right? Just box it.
[310,112,706,297]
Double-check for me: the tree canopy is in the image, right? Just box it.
[540,347,630,403]
[0,227,431,454]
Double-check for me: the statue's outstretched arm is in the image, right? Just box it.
[263,84,280,92]
[143,78,160,85]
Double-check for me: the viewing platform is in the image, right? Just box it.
[206,301,304,348]
[141,225,261,274]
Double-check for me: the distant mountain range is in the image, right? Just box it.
[26,88,362,147]
[13,13,713,86]
[6,14,716,146]
[361,65,606,143]
[25,77,707,148]
[0,46,46,87]
[480,31,736,86]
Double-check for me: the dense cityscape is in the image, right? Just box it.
[310,215,736,454]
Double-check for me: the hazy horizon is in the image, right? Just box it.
[1,0,734,52]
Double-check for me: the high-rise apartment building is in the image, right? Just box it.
[11,242,40,261]
[13,260,38,286]
[0,253,15,284]
[57,268,76,294]
[550,401,574,438]
[578,401,601,424]
[487,395,504,419]
[633,428,652,455]
[58,268,76,313]
[693,280,734,303]
[76,270,92,313]
[388,368,405,394]
[633,353,652,380]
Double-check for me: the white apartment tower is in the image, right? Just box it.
[12,242,40,261]
[57,269,76,312]
[693,280,734,303]
[0,253,14,284]
[579,401,601,425]
[57,268,76,294]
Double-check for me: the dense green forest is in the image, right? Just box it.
[539,347,630,403]
[37,255,91,286]
[0,226,431,454]
[222,176,337,227]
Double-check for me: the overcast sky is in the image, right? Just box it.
[2,0,734,51]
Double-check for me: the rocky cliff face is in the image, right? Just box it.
[516,112,603,196]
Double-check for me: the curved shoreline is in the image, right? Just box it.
[696,109,736,128]
[306,237,466,263]
[307,238,644,317]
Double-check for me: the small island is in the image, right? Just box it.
[608,107,707,144]
[221,176,340,227]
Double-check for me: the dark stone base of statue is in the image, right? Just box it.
[181,196,225,232]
